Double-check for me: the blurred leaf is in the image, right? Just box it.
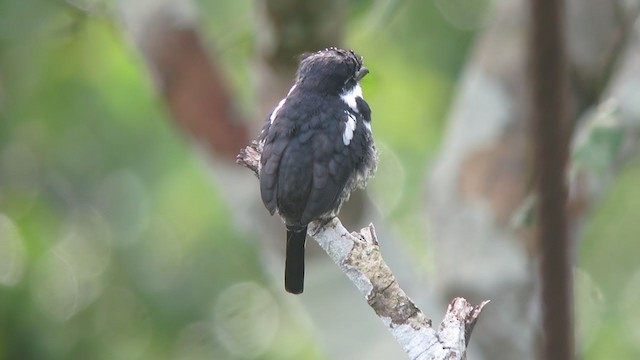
[572,100,624,175]
[580,157,640,359]
[510,193,537,229]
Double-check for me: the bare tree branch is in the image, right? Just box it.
[237,142,488,359]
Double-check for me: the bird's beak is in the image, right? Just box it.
[355,67,369,82]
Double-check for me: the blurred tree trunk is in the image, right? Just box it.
[118,0,249,160]
[116,0,263,241]
[529,0,573,358]
[427,0,626,359]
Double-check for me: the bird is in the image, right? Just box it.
[257,47,377,294]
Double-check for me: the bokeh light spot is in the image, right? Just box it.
[173,322,219,360]
[31,250,79,322]
[574,268,605,351]
[49,206,113,312]
[94,288,152,358]
[57,207,113,279]
[214,282,279,359]
[0,214,27,286]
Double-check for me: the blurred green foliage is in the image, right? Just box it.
[0,1,317,359]
[572,101,624,176]
[1,0,639,359]
[578,159,640,359]
[0,0,471,358]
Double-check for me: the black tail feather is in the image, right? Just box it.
[285,227,307,294]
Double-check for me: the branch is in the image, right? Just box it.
[237,142,489,359]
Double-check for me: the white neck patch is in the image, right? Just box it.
[340,84,363,113]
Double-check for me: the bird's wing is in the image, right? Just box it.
[259,117,289,215]
[275,135,314,225]
[300,110,358,224]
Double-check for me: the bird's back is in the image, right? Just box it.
[260,92,372,227]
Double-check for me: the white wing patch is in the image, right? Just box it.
[343,112,357,146]
[269,84,297,124]
[269,99,286,124]
[340,84,363,113]
[364,121,372,133]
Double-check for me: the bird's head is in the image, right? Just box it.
[295,47,368,94]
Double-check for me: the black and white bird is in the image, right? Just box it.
[257,47,377,294]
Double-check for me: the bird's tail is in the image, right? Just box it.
[285,226,307,294]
